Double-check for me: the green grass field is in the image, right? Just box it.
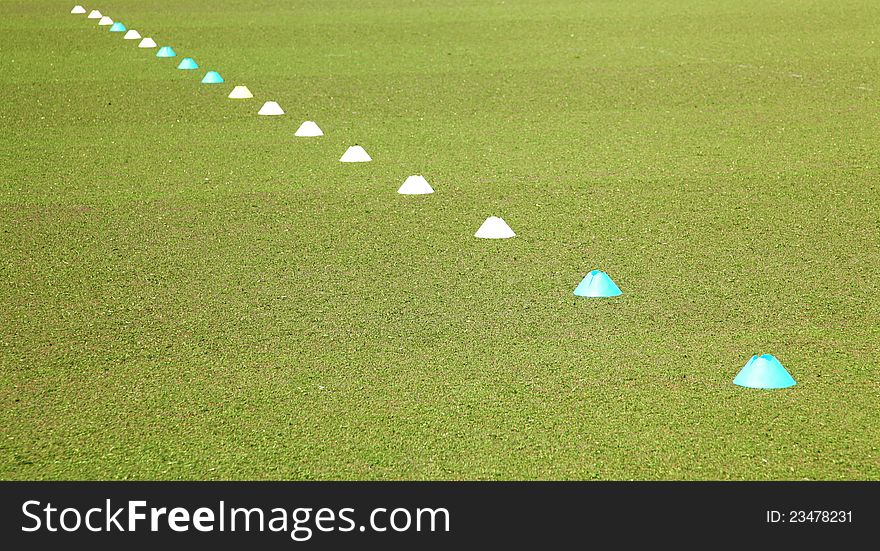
[1,0,878,480]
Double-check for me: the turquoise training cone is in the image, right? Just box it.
[573,270,622,297]
[156,46,176,58]
[109,22,126,32]
[177,58,198,70]
[733,354,796,389]
[201,71,224,84]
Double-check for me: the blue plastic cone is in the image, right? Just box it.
[733,354,796,389]
[109,22,126,32]
[201,71,224,84]
[573,270,622,297]
[177,58,198,70]
[156,46,176,58]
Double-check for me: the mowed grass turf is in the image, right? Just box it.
[1,0,878,480]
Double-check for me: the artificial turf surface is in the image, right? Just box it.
[1,0,878,480]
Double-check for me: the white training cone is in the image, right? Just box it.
[123,29,141,40]
[295,121,323,137]
[228,86,253,99]
[340,146,372,163]
[398,175,434,195]
[98,16,113,26]
[475,216,515,239]
[258,101,284,115]
[71,5,86,14]
[87,10,101,19]
[138,37,157,48]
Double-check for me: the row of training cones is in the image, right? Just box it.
[230,56,799,390]
[76,7,230,88]
[74,7,329,142]
[244,107,800,391]
[73,9,625,293]
[79,7,151,46]
[71,6,797,390]
[66,9,623,303]
[75,9,384,162]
